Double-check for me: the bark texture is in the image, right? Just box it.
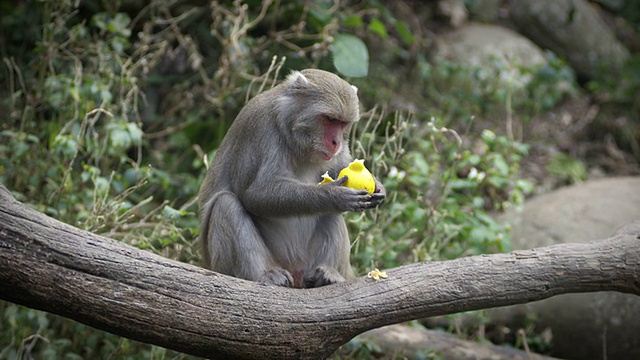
[0,184,639,359]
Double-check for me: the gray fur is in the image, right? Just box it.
[199,69,384,287]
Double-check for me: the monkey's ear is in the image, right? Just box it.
[285,71,310,89]
[277,71,310,116]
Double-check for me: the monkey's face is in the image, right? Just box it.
[277,69,360,162]
[306,82,359,162]
[318,115,350,161]
[302,94,358,163]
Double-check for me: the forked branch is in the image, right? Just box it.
[0,184,638,359]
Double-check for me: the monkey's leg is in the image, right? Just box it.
[206,192,294,287]
[303,215,354,288]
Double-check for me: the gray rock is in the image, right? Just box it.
[507,177,640,247]
[468,0,502,22]
[509,0,630,80]
[361,324,559,359]
[435,22,547,69]
[437,0,469,28]
[498,177,640,359]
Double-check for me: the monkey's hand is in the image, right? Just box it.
[304,266,346,288]
[374,178,386,199]
[329,176,385,212]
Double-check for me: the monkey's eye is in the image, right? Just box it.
[324,116,347,126]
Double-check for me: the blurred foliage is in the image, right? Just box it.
[547,153,587,184]
[418,52,578,129]
[587,55,640,162]
[348,112,532,272]
[593,0,640,27]
[0,0,586,358]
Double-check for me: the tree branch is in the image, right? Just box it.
[0,184,639,359]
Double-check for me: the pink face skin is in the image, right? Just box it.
[320,116,349,160]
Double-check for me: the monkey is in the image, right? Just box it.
[198,69,385,288]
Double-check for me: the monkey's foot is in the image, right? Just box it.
[259,268,294,287]
[303,266,346,288]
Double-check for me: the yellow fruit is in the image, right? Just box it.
[319,171,334,184]
[338,159,375,194]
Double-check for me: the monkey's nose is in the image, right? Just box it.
[330,139,341,154]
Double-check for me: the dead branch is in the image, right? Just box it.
[0,184,638,359]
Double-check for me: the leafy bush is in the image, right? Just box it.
[419,52,577,130]
[347,112,532,273]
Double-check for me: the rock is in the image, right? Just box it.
[435,23,547,69]
[468,0,502,22]
[360,324,558,359]
[507,177,640,246]
[437,0,468,28]
[498,177,640,359]
[509,0,630,80]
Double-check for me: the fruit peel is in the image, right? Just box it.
[319,172,334,184]
[319,159,376,194]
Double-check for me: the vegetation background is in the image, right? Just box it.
[1,0,638,358]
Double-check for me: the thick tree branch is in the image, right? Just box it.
[0,184,639,359]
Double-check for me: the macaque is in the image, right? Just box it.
[199,69,385,288]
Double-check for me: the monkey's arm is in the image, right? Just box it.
[242,174,379,217]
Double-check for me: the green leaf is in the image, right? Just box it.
[343,15,364,27]
[368,18,388,38]
[125,122,143,145]
[109,128,131,151]
[53,134,77,157]
[410,152,430,174]
[308,1,333,29]
[92,13,108,31]
[163,205,184,220]
[331,34,369,77]
[396,21,414,45]
[93,177,110,197]
[491,154,509,176]
[111,13,131,37]
[516,179,535,194]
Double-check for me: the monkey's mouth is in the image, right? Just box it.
[320,151,333,161]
